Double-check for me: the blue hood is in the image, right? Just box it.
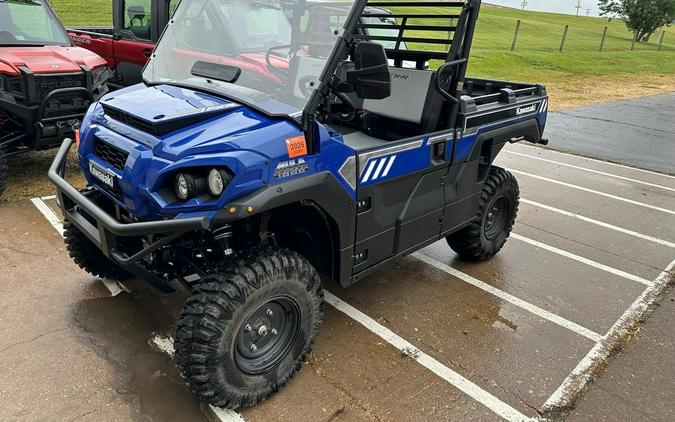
[98,84,303,161]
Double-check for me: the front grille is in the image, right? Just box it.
[34,73,86,102]
[94,140,129,171]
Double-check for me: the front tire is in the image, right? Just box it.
[447,166,519,261]
[175,247,324,409]
[64,221,131,281]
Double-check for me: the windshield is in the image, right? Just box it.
[144,0,357,113]
[0,0,71,46]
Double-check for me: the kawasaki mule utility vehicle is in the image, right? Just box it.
[0,0,110,195]
[50,0,548,409]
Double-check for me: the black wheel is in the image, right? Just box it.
[175,247,324,409]
[0,149,7,197]
[64,220,131,281]
[447,166,519,261]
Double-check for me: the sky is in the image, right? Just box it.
[487,0,602,17]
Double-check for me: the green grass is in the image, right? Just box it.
[388,4,675,81]
[50,0,675,83]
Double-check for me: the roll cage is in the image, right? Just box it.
[301,0,482,153]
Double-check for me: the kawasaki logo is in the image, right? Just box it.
[516,104,537,115]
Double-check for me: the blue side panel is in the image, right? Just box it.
[454,134,477,162]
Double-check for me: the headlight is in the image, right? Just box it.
[170,168,231,202]
[175,173,195,200]
[207,168,231,196]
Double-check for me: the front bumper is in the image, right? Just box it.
[49,138,211,274]
[0,87,94,152]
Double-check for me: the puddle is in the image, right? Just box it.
[72,290,205,421]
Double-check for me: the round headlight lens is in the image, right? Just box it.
[208,169,225,196]
[175,173,193,200]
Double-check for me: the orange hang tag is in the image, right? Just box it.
[286,135,307,158]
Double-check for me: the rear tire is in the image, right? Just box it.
[64,221,131,281]
[175,247,324,409]
[0,150,7,197]
[447,166,519,261]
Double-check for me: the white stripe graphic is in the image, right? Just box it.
[361,160,377,183]
[505,150,675,193]
[382,155,397,177]
[413,253,603,342]
[372,158,388,180]
[510,169,675,216]
[511,234,654,286]
[324,292,532,422]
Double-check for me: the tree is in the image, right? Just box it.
[599,0,675,42]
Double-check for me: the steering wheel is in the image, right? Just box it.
[265,44,290,79]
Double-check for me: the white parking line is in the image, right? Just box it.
[541,257,675,415]
[324,291,532,422]
[30,197,64,235]
[504,150,675,193]
[510,169,675,216]
[520,199,675,249]
[515,144,675,182]
[149,334,244,422]
[31,198,245,422]
[413,253,603,342]
[512,234,654,286]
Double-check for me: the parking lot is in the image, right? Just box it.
[1,141,674,422]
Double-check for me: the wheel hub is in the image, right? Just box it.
[234,296,301,375]
[484,196,510,240]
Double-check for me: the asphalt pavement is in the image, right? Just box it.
[543,92,675,175]
[1,94,674,422]
[2,141,673,422]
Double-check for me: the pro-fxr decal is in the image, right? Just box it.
[361,155,396,183]
[273,158,308,178]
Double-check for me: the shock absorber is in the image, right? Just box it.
[212,225,234,256]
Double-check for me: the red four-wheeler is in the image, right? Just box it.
[0,0,110,195]
[68,0,413,89]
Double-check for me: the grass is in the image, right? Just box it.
[50,0,675,81]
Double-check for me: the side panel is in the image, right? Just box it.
[69,31,116,68]
[352,133,453,274]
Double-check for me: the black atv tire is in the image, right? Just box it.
[175,247,324,409]
[64,221,131,281]
[0,150,7,197]
[447,166,519,261]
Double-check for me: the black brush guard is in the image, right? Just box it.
[49,138,211,291]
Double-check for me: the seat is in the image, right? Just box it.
[360,67,446,140]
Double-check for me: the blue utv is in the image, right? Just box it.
[50,0,548,409]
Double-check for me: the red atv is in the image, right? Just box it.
[0,0,110,196]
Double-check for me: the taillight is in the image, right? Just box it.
[75,129,81,149]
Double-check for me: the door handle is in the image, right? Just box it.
[143,48,153,58]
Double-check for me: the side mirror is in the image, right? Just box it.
[346,42,391,100]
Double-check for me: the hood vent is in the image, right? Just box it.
[101,102,241,136]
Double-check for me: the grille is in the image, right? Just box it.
[94,140,129,171]
[34,74,86,102]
